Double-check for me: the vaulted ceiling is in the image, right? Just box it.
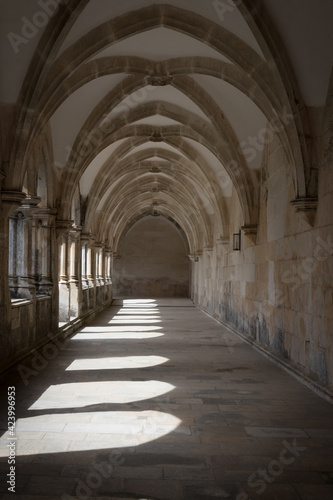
[1,0,332,253]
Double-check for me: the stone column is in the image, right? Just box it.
[56,220,73,323]
[34,208,57,295]
[105,248,113,285]
[86,242,93,287]
[95,243,104,286]
[33,217,42,288]
[95,242,104,304]
[80,233,90,313]
[8,213,18,296]
[58,234,70,322]
[15,195,41,300]
[80,233,89,289]
[104,249,109,284]
[104,248,113,302]
[80,233,95,310]
[88,238,96,309]
[0,190,26,354]
[99,246,104,285]
[68,226,81,318]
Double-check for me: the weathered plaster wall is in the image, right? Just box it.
[192,113,333,396]
[114,216,190,297]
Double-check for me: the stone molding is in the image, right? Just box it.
[55,219,74,239]
[291,197,318,226]
[216,237,230,252]
[1,191,26,204]
[241,225,258,244]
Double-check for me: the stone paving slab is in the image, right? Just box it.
[0,298,333,499]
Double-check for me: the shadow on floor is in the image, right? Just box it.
[1,298,333,500]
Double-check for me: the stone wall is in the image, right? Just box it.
[192,113,333,397]
[114,216,190,297]
[3,296,53,373]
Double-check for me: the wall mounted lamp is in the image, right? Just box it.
[233,231,241,251]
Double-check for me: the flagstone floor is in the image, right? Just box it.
[0,298,333,499]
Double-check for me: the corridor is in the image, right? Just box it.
[0,299,333,499]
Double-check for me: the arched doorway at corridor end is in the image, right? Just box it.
[113,215,190,297]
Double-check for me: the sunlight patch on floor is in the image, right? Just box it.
[116,309,160,315]
[122,299,157,305]
[78,325,163,333]
[65,356,169,370]
[71,330,164,340]
[0,410,181,456]
[28,381,176,409]
[108,317,162,324]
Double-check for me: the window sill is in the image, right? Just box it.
[11,298,33,307]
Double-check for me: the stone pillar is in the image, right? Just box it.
[99,246,104,285]
[8,213,18,296]
[89,238,96,309]
[68,226,81,318]
[56,220,73,323]
[34,208,57,295]
[15,195,41,300]
[86,242,93,287]
[104,247,113,302]
[80,234,89,289]
[105,248,113,285]
[95,242,104,304]
[0,190,26,358]
[81,233,95,311]
[58,234,70,322]
[33,217,42,288]
[95,243,104,286]
[105,249,110,284]
[101,246,105,285]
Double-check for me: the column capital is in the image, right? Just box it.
[16,196,42,221]
[80,232,94,244]
[95,241,105,249]
[33,207,58,227]
[216,237,230,252]
[1,191,26,217]
[34,207,58,216]
[241,225,257,244]
[204,247,214,259]
[291,197,318,226]
[69,225,82,238]
[21,195,41,208]
[56,219,74,239]
[189,251,202,262]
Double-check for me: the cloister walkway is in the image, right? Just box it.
[1,298,333,500]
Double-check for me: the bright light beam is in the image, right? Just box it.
[72,331,164,340]
[66,356,169,370]
[0,410,181,456]
[29,381,175,409]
